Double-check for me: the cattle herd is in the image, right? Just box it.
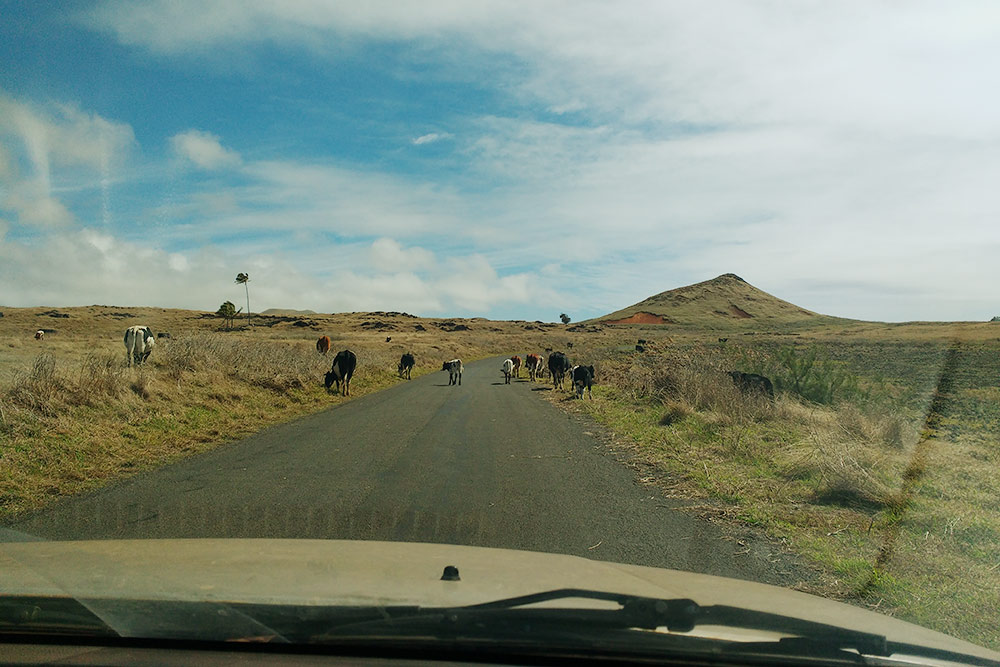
[102,326,770,402]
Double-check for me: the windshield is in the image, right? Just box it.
[1,1,998,663]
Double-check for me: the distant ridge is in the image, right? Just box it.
[260,308,317,316]
[594,274,844,328]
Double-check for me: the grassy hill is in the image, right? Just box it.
[592,273,851,330]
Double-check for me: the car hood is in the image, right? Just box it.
[0,538,995,661]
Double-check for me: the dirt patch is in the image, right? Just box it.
[603,311,673,325]
[729,304,753,319]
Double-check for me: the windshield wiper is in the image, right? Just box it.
[315,588,998,666]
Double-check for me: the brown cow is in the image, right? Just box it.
[525,353,543,381]
[316,335,331,355]
[511,355,521,378]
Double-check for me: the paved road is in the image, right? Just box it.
[7,358,796,584]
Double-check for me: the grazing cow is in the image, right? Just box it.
[567,341,574,349]
[386,336,392,343]
[442,359,463,386]
[548,352,571,390]
[525,353,543,381]
[123,326,155,366]
[34,330,44,340]
[325,350,358,396]
[635,344,645,352]
[501,358,514,384]
[398,352,415,379]
[157,332,171,339]
[573,365,595,399]
[727,370,774,399]
[718,337,728,343]
[637,339,647,345]
[316,335,331,355]
[510,355,521,378]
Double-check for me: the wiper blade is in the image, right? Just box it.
[319,588,998,665]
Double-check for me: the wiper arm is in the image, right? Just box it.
[320,588,998,666]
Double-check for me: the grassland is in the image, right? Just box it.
[2,296,999,649]
[555,329,1000,649]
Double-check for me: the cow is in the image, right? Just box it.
[398,352,415,379]
[34,330,44,340]
[573,364,595,399]
[718,337,728,343]
[385,336,392,343]
[635,344,645,352]
[548,352,571,390]
[510,355,521,378]
[325,349,357,396]
[316,335,331,355]
[123,326,155,366]
[727,370,774,399]
[501,358,514,384]
[525,353,543,381]
[442,359,463,386]
[157,332,171,339]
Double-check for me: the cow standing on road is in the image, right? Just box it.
[548,352,571,390]
[325,349,357,396]
[502,358,514,384]
[510,355,521,378]
[398,353,415,379]
[525,353,543,381]
[442,359,463,386]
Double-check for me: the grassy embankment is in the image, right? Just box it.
[560,329,1000,649]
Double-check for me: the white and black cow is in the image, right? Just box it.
[548,352,571,390]
[442,359,463,386]
[325,349,358,396]
[573,364,595,399]
[398,352,415,379]
[501,358,514,384]
[123,325,155,366]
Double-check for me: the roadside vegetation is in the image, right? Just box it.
[563,340,1000,649]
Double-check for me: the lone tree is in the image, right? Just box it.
[559,313,571,324]
[216,301,238,329]
[235,272,251,326]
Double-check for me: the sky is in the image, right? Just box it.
[1,1,998,322]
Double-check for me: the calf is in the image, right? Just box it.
[501,358,514,384]
[727,370,774,399]
[325,349,358,396]
[442,359,463,386]
[316,335,331,355]
[548,352,571,390]
[398,352,415,379]
[573,364,595,399]
[510,355,521,378]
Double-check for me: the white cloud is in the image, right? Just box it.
[0,93,134,227]
[170,130,241,169]
[412,132,452,145]
[368,238,435,272]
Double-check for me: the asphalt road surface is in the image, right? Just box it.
[7,357,798,584]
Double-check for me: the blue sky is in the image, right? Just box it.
[1,1,998,321]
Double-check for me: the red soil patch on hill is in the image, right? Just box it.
[603,311,673,325]
[729,304,753,319]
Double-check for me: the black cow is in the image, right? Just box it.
[442,359,463,385]
[548,352,572,390]
[325,349,357,396]
[572,364,595,399]
[727,370,774,399]
[398,352,415,379]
